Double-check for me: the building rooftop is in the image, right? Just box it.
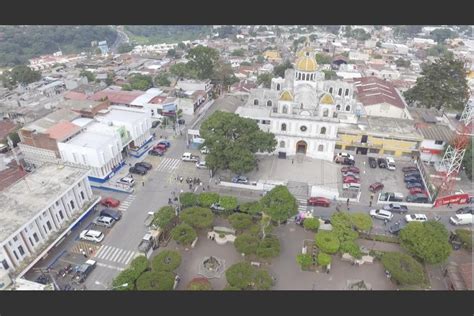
[45,121,81,141]
[23,109,80,133]
[0,164,89,242]
[235,106,271,118]
[0,120,18,141]
[416,123,455,143]
[61,99,104,111]
[96,106,147,124]
[66,131,115,150]
[340,116,422,140]
[90,89,144,105]
[354,76,406,109]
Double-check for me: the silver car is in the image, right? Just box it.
[369,209,394,221]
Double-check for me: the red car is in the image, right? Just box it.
[409,187,427,195]
[100,197,121,208]
[153,143,167,151]
[369,182,384,193]
[343,177,359,184]
[307,197,330,207]
[341,166,360,174]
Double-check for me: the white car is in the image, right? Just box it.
[195,160,207,169]
[386,156,396,171]
[336,152,354,161]
[182,152,199,162]
[118,176,135,187]
[405,214,428,223]
[200,146,209,154]
[79,230,105,243]
[369,209,394,221]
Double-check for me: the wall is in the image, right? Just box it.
[337,132,419,157]
[364,103,408,119]
[419,139,445,164]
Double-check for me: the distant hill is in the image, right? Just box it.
[0,26,118,67]
[124,25,211,44]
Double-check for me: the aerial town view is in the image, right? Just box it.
[0,25,472,292]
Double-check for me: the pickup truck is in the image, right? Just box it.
[144,211,156,228]
[138,229,161,258]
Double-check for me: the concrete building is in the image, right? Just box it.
[0,164,92,274]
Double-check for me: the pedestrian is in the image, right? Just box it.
[89,247,93,254]
[79,248,83,255]
[370,194,374,200]
[346,198,350,206]
[142,181,145,187]
[214,178,218,185]
[189,183,193,190]
[292,159,294,164]
[180,177,183,183]
[447,202,451,208]
[369,200,372,207]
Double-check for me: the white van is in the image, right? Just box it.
[181,152,199,162]
[449,214,473,226]
[343,183,361,190]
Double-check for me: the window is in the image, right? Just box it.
[267,100,272,107]
[338,88,342,96]
[255,119,260,124]
[261,120,271,125]
[276,83,281,90]
[70,201,75,209]
[335,144,343,150]
[1,259,9,270]
[59,211,64,220]
[56,201,59,206]
[336,104,341,111]
[345,105,351,112]
[281,123,287,131]
[272,107,278,113]
[282,105,288,114]
[329,87,333,94]
[300,125,307,132]
[384,150,396,155]
[254,99,259,106]
[318,144,324,152]
[369,148,380,154]
[323,109,329,117]
[333,112,338,118]
[42,212,46,217]
[46,221,52,231]
[345,89,349,96]
[13,251,18,260]
[320,127,327,134]
[33,233,39,243]
[279,141,286,148]
[345,146,356,151]
[18,246,25,256]
[434,140,443,145]
[80,191,85,200]
[13,236,18,242]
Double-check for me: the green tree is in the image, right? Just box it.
[213,61,239,90]
[296,253,313,269]
[152,250,181,272]
[240,201,262,216]
[395,58,411,68]
[399,221,451,264]
[273,59,293,78]
[303,218,320,231]
[350,213,373,232]
[393,25,423,39]
[152,206,176,229]
[315,53,332,64]
[128,73,153,91]
[187,277,212,290]
[260,185,298,223]
[256,236,280,259]
[455,229,472,250]
[253,269,273,290]
[6,131,20,148]
[234,234,259,255]
[317,252,332,266]
[186,45,220,80]
[256,73,272,88]
[256,55,265,64]
[171,223,197,245]
[180,207,214,229]
[340,240,362,259]
[200,111,276,174]
[80,70,96,82]
[118,43,134,54]
[105,72,114,86]
[229,213,253,231]
[179,192,199,208]
[231,49,245,57]
[1,65,41,88]
[430,28,457,44]
[426,44,453,57]
[112,255,149,290]
[331,212,359,242]
[130,256,149,275]
[167,49,177,58]
[315,231,340,254]
[136,271,175,290]
[322,70,339,80]
[219,196,238,211]
[198,192,220,208]
[404,55,469,111]
[225,262,254,289]
[177,42,187,50]
[154,72,171,87]
[462,141,472,180]
[170,63,196,79]
[240,61,251,66]
[381,252,425,285]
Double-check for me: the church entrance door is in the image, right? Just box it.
[296,140,307,155]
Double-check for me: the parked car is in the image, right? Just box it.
[73,259,96,283]
[100,197,120,208]
[210,203,226,212]
[455,206,474,214]
[380,192,404,202]
[158,140,171,148]
[153,143,167,152]
[232,175,249,184]
[149,148,165,156]
[129,166,147,175]
[370,209,394,221]
[79,230,104,243]
[335,152,354,161]
[93,216,115,228]
[383,203,408,213]
[449,214,473,226]
[151,121,160,128]
[200,146,210,154]
[386,156,396,170]
[406,182,423,189]
[195,160,207,169]
[402,166,418,173]
[405,214,428,223]
[388,221,406,235]
[404,172,421,178]
[409,187,426,195]
[406,194,429,203]
[100,208,122,221]
[368,157,377,168]
[118,176,135,187]
[135,162,153,170]
[342,172,360,179]
[343,182,361,190]
[341,166,360,173]
[181,152,199,162]
[377,158,387,168]
[177,119,185,125]
[369,182,384,193]
[307,197,330,207]
[343,176,359,184]
[404,176,422,183]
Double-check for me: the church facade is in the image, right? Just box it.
[235,42,360,161]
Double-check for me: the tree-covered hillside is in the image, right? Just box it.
[0,26,117,67]
[124,26,211,44]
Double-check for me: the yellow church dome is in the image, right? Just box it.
[320,93,335,105]
[295,55,318,72]
[279,90,294,101]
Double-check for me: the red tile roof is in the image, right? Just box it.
[0,120,17,140]
[354,76,406,109]
[0,162,27,192]
[64,91,88,101]
[89,90,144,105]
[149,96,167,104]
[46,121,81,141]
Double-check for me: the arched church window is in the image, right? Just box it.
[282,105,288,114]
[318,144,324,152]
[267,100,272,107]
[272,107,278,113]
[323,109,329,117]
[281,123,287,131]
[336,104,341,111]
[320,127,326,134]
[338,88,343,96]
[345,89,349,96]
[280,141,285,148]
[254,99,259,106]
[276,83,281,91]
[345,105,351,112]
[329,87,333,94]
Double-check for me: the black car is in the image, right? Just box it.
[404,172,421,178]
[402,166,418,173]
[178,119,185,125]
[341,157,355,166]
[455,206,473,214]
[129,166,147,175]
[377,158,387,168]
[406,182,423,189]
[388,221,405,235]
[404,177,422,183]
[135,162,153,170]
[151,121,160,128]
[368,157,377,168]
[100,208,122,221]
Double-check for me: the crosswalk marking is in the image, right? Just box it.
[156,158,181,172]
[93,245,139,265]
[118,194,136,212]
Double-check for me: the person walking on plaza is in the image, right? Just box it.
[346,198,350,207]
[369,200,372,207]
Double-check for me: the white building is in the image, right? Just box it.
[0,164,92,274]
[234,40,359,161]
[176,79,212,97]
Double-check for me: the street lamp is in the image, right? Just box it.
[95,280,128,290]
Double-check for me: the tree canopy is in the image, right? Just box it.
[430,28,457,44]
[239,201,263,216]
[219,196,238,211]
[317,252,332,266]
[136,271,175,291]
[152,206,176,230]
[186,45,220,80]
[273,59,293,78]
[462,141,472,180]
[303,218,320,231]
[154,72,171,87]
[1,65,41,89]
[381,252,425,286]
[225,262,273,290]
[229,213,253,231]
[118,43,134,54]
[399,221,451,264]
[124,74,153,91]
[256,236,280,259]
[180,207,214,229]
[315,53,332,65]
[315,231,340,254]
[395,58,411,68]
[111,255,149,291]
[200,111,276,174]
[260,185,298,223]
[125,25,210,44]
[404,55,469,111]
[179,192,199,208]
[171,223,197,245]
[331,212,359,242]
[198,192,220,208]
[234,233,259,255]
[152,250,182,272]
[257,73,272,88]
[350,213,373,232]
